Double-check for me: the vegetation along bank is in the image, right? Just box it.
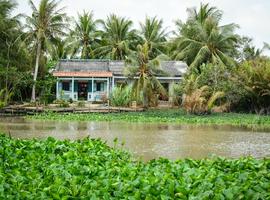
[28,109,270,129]
[0,135,269,199]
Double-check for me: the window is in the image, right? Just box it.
[62,81,70,91]
[96,82,101,91]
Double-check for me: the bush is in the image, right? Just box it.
[39,94,55,105]
[53,99,69,108]
[182,85,227,114]
[0,88,13,108]
[178,63,248,113]
[77,101,85,108]
[234,58,270,113]
[110,86,132,107]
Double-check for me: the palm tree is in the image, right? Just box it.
[186,3,222,24]
[25,0,68,102]
[140,16,167,59]
[95,14,139,60]
[171,3,238,70]
[48,39,69,60]
[69,11,99,59]
[237,37,264,62]
[125,43,167,107]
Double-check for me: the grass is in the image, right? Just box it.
[28,109,270,129]
[0,134,269,199]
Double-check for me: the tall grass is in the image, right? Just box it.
[110,86,132,107]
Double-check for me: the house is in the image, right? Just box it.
[53,59,187,101]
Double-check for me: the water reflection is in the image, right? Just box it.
[0,117,269,161]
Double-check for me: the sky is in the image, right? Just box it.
[16,0,270,54]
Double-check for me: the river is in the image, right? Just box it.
[0,117,269,161]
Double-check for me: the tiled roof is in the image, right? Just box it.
[54,59,187,77]
[53,71,113,77]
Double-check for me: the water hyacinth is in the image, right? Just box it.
[29,109,270,130]
[0,134,270,199]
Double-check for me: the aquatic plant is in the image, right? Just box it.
[0,135,269,199]
[29,109,270,129]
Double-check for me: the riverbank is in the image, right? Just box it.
[28,109,270,129]
[1,134,269,199]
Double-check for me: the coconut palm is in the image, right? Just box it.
[171,3,238,70]
[25,0,68,102]
[125,43,167,107]
[48,39,69,60]
[95,14,139,60]
[140,16,167,59]
[69,11,99,59]
[186,3,222,24]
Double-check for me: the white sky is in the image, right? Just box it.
[16,0,270,54]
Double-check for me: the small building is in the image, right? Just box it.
[53,59,187,101]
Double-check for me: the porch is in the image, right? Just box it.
[56,77,111,102]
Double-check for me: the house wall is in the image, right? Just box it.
[56,76,182,102]
[56,77,110,102]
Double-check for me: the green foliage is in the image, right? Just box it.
[95,14,139,60]
[0,134,270,199]
[25,0,69,101]
[126,43,167,107]
[178,63,251,113]
[182,85,226,114]
[110,86,132,107]
[140,16,167,59]
[0,88,13,108]
[236,36,263,62]
[36,74,56,105]
[29,109,270,129]
[171,3,238,69]
[53,99,70,108]
[233,58,270,113]
[77,101,85,108]
[68,11,99,59]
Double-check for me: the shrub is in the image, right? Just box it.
[0,88,13,108]
[77,101,85,108]
[110,86,132,107]
[53,99,69,108]
[234,57,270,113]
[182,85,227,114]
[178,63,248,113]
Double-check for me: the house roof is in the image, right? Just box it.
[53,59,187,77]
[53,71,113,77]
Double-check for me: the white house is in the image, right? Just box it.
[53,59,187,101]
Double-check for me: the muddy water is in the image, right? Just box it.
[0,117,270,161]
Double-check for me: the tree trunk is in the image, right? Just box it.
[31,42,41,102]
[142,90,148,108]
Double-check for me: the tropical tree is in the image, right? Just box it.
[25,0,68,102]
[236,36,264,62]
[0,0,32,103]
[96,14,139,60]
[69,11,99,59]
[171,3,238,70]
[48,39,69,61]
[234,57,270,113]
[125,43,167,107]
[140,16,167,59]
